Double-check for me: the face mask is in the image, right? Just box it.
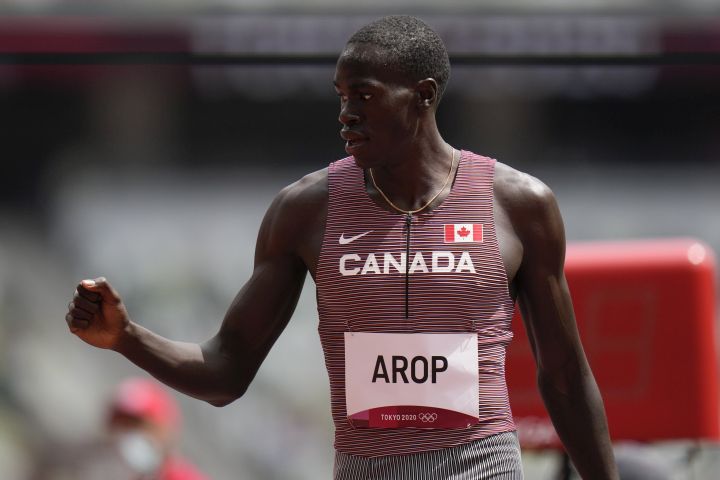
[115,431,163,475]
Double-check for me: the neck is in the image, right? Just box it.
[369,130,455,213]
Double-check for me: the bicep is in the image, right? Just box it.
[515,185,584,375]
[215,253,306,366]
[205,190,308,386]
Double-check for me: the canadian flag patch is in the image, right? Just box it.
[444,224,483,243]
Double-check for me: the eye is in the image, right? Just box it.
[361,93,372,101]
[336,92,348,102]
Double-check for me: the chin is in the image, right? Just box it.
[350,152,382,170]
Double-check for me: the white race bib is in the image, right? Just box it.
[344,332,480,429]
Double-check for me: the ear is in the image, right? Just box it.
[416,78,439,109]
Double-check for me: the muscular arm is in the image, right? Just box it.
[67,170,327,407]
[115,218,306,406]
[502,171,618,478]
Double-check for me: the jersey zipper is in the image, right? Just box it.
[405,213,412,319]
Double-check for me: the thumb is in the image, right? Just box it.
[81,277,121,305]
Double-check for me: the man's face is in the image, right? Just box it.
[108,412,168,474]
[333,44,420,169]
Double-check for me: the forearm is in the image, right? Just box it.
[114,321,244,406]
[538,363,618,479]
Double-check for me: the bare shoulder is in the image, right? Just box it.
[494,162,561,233]
[494,161,557,218]
[493,161,564,257]
[278,168,328,207]
[265,167,328,228]
[258,168,328,266]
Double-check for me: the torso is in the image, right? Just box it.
[312,151,518,456]
[289,155,524,298]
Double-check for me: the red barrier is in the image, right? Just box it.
[506,238,719,447]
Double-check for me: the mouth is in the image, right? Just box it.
[345,138,368,152]
[340,130,368,155]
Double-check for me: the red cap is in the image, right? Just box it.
[108,377,181,432]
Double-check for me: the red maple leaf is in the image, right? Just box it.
[457,226,470,237]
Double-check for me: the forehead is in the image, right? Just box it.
[334,43,409,88]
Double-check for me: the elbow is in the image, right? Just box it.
[537,367,569,398]
[536,355,589,399]
[205,382,248,408]
[200,346,253,407]
[207,397,234,408]
[201,345,260,407]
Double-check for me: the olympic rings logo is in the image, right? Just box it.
[418,412,438,423]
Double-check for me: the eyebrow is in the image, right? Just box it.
[333,80,378,89]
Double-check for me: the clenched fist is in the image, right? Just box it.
[66,277,131,350]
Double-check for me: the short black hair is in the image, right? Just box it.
[345,15,451,104]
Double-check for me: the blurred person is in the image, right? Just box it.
[106,377,208,480]
[30,377,207,480]
[66,15,618,479]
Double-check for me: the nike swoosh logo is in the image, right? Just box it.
[339,231,372,245]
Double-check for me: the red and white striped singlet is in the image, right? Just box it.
[316,150,516,457]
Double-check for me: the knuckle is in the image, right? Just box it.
[71,317,89,328]
[79,290,99,302]
[74,297,90,310]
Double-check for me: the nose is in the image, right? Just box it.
[338,100,360,127]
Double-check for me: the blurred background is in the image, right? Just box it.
[1,1,719,479]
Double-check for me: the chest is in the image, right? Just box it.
[303,196,520,297]
[319,205,515,328]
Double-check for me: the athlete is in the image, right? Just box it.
[66,15,618,479]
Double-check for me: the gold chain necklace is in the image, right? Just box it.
[369,147,456,216]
